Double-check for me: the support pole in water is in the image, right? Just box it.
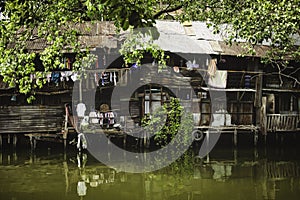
[143,131,147,148]
[206,131,210,163]
[63,104,69,150]
[7,134,11,144]
[233,129,238,147]
[254,130,258,146]
[0,134,2,149]
[63,131,67,150]
[264,134,267,146]
[13,134,17,148]
[234,148,237,164]
[123,134,127,149]
[29,135,36,151]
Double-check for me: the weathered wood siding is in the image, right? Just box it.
[266,114,300,132]
[0,106,64,133]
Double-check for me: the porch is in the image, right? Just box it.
[266,114,300,132]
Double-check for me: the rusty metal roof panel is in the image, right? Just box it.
[191,21,223,41]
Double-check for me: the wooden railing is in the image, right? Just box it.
[267,114,300,132]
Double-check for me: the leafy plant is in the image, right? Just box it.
[141,97,193,146]
[119,27,168,69]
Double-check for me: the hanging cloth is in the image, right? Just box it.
[64,71,73,81]
[51,72,60,84]
[46,72,52,83]
[71,72,78,82]
[101,72,105,86]
[208,70,228,88]
[95,73,99,86]
[98,112,104,126]
[110,72,113,82]
[207,59,217,77]
[76,103,86,117]
[108,112,115,125]
[60,72,66,82]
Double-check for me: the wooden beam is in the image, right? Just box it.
[261,97,267,135]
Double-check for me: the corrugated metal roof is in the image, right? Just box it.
[191,21,222,41]
[155,20,185,35]
[218,41,269,57]
[153,33,215,54]
[23,20,291,57]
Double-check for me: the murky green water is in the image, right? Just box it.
[1,141,300,200]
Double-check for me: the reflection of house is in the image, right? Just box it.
[1,149,300,200]
[0,21,299,145]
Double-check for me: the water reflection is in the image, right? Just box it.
[0,146,300,200]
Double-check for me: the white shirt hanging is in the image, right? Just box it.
[76,103,86,117]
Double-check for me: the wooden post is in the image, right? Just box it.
[29,135,36,151]
[255,70,263,107]
[30,135,33,150]
[254,59,264,134]
[7,134,11,144]
[63,138,67,150]
[206,131,210,163]
[63,129,67,150]
[123,134,127,149]
[206,153,210,163]
[254,130,258,146]
[7,154,10,165]
[63,105,69,150]
[13,152,17,162]
[63,161,70,193]
[261,97,267,136]
[143,131,147,148]
[233,148,237,164]
[0,151,2,165]
[0,134,2,149]
[79,79,83,102]
[254,147,258,160]
[107,135,111,161]
[13,134,17,148]
[233,128,238,147]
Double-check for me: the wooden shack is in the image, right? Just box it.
[0,21,299,147]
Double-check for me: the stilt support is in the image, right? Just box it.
[63,131,68,150]
[254,131,258,146]
[13,134,17,148]
[7,134,11,144]
[0,134,2,149]
[264,134,267,146]
[123,134,127,149]
[233,129,238,147]
[29,135,36,151]
[206,131,210,163]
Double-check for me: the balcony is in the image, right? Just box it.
[267,114,300,132]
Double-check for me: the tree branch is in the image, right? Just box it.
[153,4,183,19]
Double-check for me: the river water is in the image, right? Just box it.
[1,135,300,200]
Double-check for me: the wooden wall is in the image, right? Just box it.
[0,105,64,134]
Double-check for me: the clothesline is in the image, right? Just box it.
[12,66,264,77]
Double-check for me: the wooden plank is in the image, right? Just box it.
[0,105,64,134]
